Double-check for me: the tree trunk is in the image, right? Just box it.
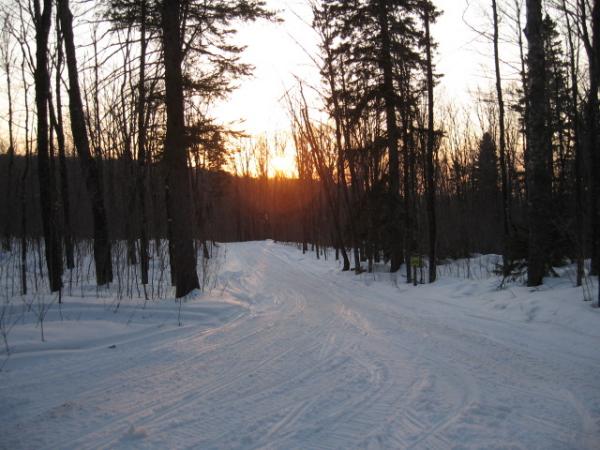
[581,0,600,282]
[2,36,15,251]
[161,0,200,297]
[20,143,30,296]
[593,0,600,305]
[58,0,113,285]
[137,10,150,283]
[580,0,600,301]
[34,0,63,292]
[403,107,413,283]
[377,0,403,273]
[424,8,437,283]
[525,0,552,286]
[137,1,149,285]
[50,17,74,270]
[561,0,584,286]
[492,0,511,276]
[323,48,354,272]
[19,50,31,295]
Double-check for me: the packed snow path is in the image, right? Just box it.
[2,241,600,449]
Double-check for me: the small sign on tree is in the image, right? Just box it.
[410,256,423,286]
[410,256,423,268]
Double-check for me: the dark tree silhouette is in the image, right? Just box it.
[492,0,512,276]
[525,0,552,286]
[160,0,200,297]
[58,0,113,285]
[33,0,62,292]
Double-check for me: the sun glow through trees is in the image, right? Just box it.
[270,153,297,178]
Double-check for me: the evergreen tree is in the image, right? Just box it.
[475,132,499,198]
[542,14,572,265]
[317,0,439,274]
[475,132,500,253]
[106,0,273,296]
[525,0,553,286]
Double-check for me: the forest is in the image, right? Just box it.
[0,0,598,302]
[2,1,600,448]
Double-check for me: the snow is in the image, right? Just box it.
[1,240,599,449]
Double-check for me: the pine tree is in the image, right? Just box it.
[106,0,273,296]
[525,0,553,286]
[475,132,499,199]
[542,14,572,265]
[161,0,199,297]
[317,0,439,274]
[475,132,500,253]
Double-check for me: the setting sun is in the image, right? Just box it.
[270,153,297,178]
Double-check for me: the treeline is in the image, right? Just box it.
[0,0,598,303]
[0,153,310,244]
[0,0,274,297]
[284,0,599,302]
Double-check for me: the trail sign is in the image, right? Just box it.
[410,256,423,268]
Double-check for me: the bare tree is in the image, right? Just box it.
[58,0,113,285]
[492,0,512,276]
[136,0,150,286]
[1,15,15,251]
[33,0,63,292]
[48,11,74,270]
[560,0,584,286]
[423,4,438,283]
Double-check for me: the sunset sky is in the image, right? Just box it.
[0,0,524,172]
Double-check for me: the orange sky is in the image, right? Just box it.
[0,0,523,174]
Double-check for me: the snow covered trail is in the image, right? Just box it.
[2,241,600,449]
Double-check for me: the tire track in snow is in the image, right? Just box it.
[68,244,342,448]
[5,241,599,449]
[254,243,478,450]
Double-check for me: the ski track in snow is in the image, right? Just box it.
[1,241,600,449]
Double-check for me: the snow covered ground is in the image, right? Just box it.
[1,240,599,449]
